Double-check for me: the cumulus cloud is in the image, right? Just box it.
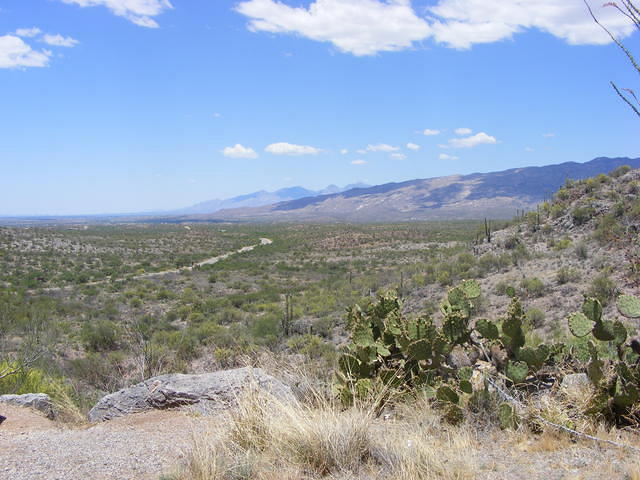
[351,159,367,165]
[366,143,399,152]
[427,0,636,49]
[42,34,79,47]
[439,153,459,160]
[406,142,420,150]
[340,148,349,155]
[449,132,498,148]
[454,127,472,135]
[236,0,636,54]
[235,0,430,56]
[265,142,321,155]
[14,28,42,38]
[222,144,259,159]
[59,0,173,28]
[0,35,50,69]
[423,129,441,136]
[391,153,407,160]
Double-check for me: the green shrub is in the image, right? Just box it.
[81,320,120,352]
[520,277,545,298]
[553,236,572,251]
[525,308,546,329]
[587,273,617,306]
[556,267,579,285]
[609,165,631,178]
[0,361,57,395]
[503,236,520,250]
[571,206,596,226]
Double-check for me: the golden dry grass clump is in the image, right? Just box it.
[172,388,477,480]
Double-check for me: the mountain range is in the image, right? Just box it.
[173,157,640,223]
[172,183,371,214]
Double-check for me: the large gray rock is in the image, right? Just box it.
[560,373,590,394]
[0,393,55,419]
[88,367,293,422]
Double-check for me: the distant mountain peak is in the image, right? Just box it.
[189,157,640,222]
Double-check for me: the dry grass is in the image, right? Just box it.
[171,386,478,480]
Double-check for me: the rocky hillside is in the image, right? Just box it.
[402,164,640,340]
[190,156,640,222]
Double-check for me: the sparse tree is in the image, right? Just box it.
[585,0,640,116]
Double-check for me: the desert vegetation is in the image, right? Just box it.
[2,166,640,477]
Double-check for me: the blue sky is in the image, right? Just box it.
[0,0,638,215]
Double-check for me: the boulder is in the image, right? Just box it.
[88,367,293,422]
[0,393,56,419]
[560,373,590,394]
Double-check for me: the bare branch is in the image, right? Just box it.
[612,81,640,116]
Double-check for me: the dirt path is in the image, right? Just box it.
[0,405,207,480]
[36,237,273,293]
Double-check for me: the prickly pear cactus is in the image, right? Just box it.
[498,402,519,430]
[616,294,640,319]
[568,312,595,338]
[567,297,640,425]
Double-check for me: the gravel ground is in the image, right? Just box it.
[1,404,638,480]
[0,406,206,480]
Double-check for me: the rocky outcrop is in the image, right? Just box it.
[0,393,56,419]
[88,367,293,422]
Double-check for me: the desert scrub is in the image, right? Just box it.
[572,206,596,226]
[587,272,617,306]
[556,267,580,285]
[172,389,476,480]
[520,277,545,298]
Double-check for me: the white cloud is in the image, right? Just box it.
[14,28,42,38]
[340,148,349,155]
[427,0,636,49]
[391,153,407,160]
[351,159,367,165]
[60,0,173,28]
[543,132,556,138]
[0,35,50,69]
[423,128,441,136]
[42,34,79,47]
[406,142,420,151]
[356,149,367,154]
[525,146,534,152]
[236,0,637,54]
[449,132,498,148]
[222,144,259,159]
[454,127,472,135]
[265,142,321,155]
[235,0,431,56]
[439,153,459,160]
[212,112,222,118]
[366,143,399,152]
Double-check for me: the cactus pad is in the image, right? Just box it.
[459,279,481,299]
[617,294,640,318]
[436,385,459,404]
[407,339,431,361]
[582,297,603,323]
[475,318,499,340]
[443,313,470,345]
[568,312,595,338]
[498,402,519,430]
[592,319,616,342]
[517,345,549,370]
[613,321,628,346]
[505,360,529,384]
